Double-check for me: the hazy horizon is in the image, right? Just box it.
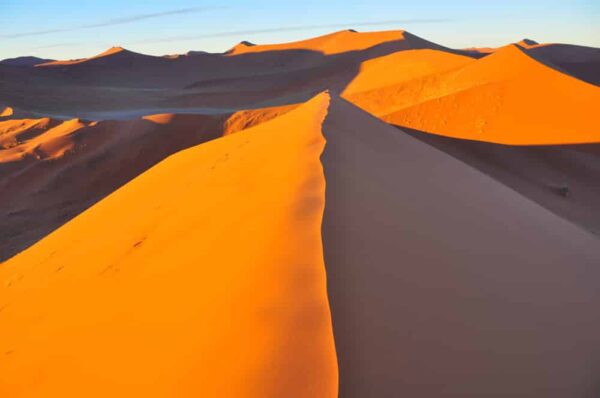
[1,0,598,61]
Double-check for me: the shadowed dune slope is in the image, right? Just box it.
[0,93,337,398]
[347,44,600,144]
[321,97,600,397]
[0,104,297,262]
[405,127,600,234]
[524,43,600,86]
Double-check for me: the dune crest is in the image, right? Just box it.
[0,93,337,397]
[226,29,410,55]
[348,44,600,144]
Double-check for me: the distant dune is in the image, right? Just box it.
[0,56,54,67]
[348,44,600,144]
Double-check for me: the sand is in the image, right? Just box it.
[321,97,600,397]
[0,93,337,398]
[348,44,600,144]
[1,28,599,397]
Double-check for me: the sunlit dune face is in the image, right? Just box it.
[0,107,13,117]
[227,29,406,56]
[142,113,176,124]
[0,119,85,163]
[342,49,474,95]
[0,93,337,398]
[347,45,600,145]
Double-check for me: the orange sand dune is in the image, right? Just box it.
[0,104,296,261]
[0,107,13,117]
[342,49,473,95]
[0,118,59,149]
[0,118,85,162]
[348,44,600,144]
[0,93,337,397]
[322,96,600,397]
[227,29,440,56]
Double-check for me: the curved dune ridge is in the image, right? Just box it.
[37,47,157,67]
[0,93,337,398]
[226,29,435,56]
[347,44,600,144]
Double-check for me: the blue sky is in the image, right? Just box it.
[1,0,598,60]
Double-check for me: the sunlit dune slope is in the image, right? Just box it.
[0,107,13,117]
[0,93,337,398]
[342,49,473,95]
[0,104,297,262]
[0,118,85,162]
[322,97,600,397]
[347,44,600,144]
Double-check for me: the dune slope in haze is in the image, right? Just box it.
[0,93,337,398]
[347,44,600,144]
[321,97,600,397]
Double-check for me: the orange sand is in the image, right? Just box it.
[0,106,13,117]
[347,44,600,144]
[342,49,473,95]
[0,93,337,397]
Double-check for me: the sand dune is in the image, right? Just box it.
[1,28,599,397]
[321,97,600,397]
[0,106,14,117]
[524,43,600,86]
[0,29,470,115]
[348,44,600,144]
[226,29,443,56]
[0,104,296,261]
[3,92,600,397]
[37,47,160,67]
[342,49,473,95]
[0,56,54,67]
[0,93,337,398]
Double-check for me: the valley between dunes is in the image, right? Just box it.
[1,29,600,397]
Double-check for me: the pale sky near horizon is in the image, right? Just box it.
[0,0,598,60]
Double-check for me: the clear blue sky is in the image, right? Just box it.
[1,0,598,60]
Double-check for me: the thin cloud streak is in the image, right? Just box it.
[1,6,222,39]
[135,19,452,44]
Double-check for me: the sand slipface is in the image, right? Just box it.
[0,93,337,398]
[320,97,600,397]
